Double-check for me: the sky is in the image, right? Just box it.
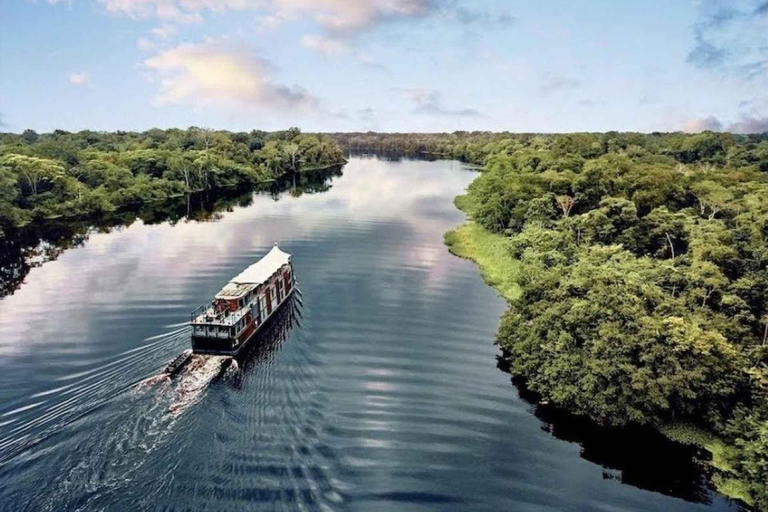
[0,0,766,134]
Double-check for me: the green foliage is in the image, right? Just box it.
[394,130,768,506]
[0,127,345,232]
[444,222,521,302]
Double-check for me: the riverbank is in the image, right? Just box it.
[443,195,520,302]
[445,183,756,509]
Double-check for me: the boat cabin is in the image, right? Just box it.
[190,244,295,355]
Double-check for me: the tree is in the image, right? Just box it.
[21,129,39,144]
[555,195,577,218]
[691,180,734,220]
[0,154,64,195]
[284,142,300,171]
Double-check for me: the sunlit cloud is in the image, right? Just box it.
[91,0,435,29]
[143,39,320,112]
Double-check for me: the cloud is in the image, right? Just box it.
[401,88,481,117]
[452,7,516,27]
[682,116,723,132]
[151,23,177,39]
[301,34,347,55]
[727,116,768,133]
[540,74,581,94]
[92,0,435,30]
[143,39,319,112]
[68,72,91,86]
[256,11,293,29]
[358,107,375,122]
[271,0,433,33]
[96,0,209,22]
[681,115,768,134]
[687,0,767,81]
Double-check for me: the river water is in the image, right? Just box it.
[0,156,738,511]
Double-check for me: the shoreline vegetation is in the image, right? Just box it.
[0,127,346,236]
[332,131,768,509]
[0,162,345,300]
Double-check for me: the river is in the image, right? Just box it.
[0,156,738,511]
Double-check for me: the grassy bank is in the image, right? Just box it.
[444,195,520,301]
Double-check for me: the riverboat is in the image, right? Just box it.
[189,244,296,355]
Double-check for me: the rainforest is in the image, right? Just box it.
[0,127,345,232]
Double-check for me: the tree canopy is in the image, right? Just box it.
[0,127,345,233]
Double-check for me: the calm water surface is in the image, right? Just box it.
[0,156,738,511]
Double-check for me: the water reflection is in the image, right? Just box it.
[499,357,719,505]
[0,166,343,299]
[228,294,303,388]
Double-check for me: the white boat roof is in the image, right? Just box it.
[229,244,291,285]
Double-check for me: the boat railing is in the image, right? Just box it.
[190,303,249,327]
[190,304,207,323]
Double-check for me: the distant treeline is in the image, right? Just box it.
[0,127,345,233]
[338,131,768,507]
[329,131,768,170]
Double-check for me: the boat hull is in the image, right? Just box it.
[191,287,295,356]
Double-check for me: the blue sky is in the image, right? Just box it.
[0,0,766,133]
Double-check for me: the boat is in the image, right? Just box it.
[189,243,296,355]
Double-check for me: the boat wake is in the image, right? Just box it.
[0,327,230,465]
[0,295,303,470]
[164,353,231,419]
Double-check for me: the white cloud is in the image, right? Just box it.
[68,72,91,86]
[96,0,210,23]
[255,11,295,29]
[91,0,433,30]
[271,0,432,33]
[143,39,319,112]
[151,23,177,39]
[301,34,347,55]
